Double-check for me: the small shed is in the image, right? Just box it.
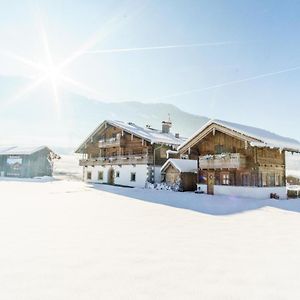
[0,146,59,178]
[161,159,198,191]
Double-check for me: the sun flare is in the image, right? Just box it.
[44,64,61,82]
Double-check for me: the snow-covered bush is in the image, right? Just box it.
[145,179,183,192]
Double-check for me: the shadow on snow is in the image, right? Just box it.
[90,183,300,216]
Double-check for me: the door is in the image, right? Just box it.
[207,171,215,195]
[107,168,115,185]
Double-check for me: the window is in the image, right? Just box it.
[222,173,230,185]
[130,172,136,182]
[268,174,276,187]
[215,144,225,154]
[98,171,103,180]
[262,173,267,186]
[275,174,281,186]
[87,171,92,180]
[116,171,120,178]
[241,173,250,186]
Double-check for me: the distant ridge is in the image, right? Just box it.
[67,94,210,140]
[0,76,210,151]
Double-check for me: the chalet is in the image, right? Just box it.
[75,120,184,187]
[177,119,300,199]
[161,159,197,191]
[0,146,58,178]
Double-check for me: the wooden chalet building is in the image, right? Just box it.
[0,146,58,178]
[75,120,184,187]
[177,119,300,199]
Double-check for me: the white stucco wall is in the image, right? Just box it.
[115,165,149,187]
[84,164,150,188]
[197,184,287,200]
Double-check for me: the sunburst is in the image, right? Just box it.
[0,4,139,113]
[1,3,271,114]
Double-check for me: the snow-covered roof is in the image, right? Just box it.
[161,159,198,173]
[178,119,300,153]
[76,120,186,153]
[0,146,50,155]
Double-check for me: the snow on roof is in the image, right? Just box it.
[0,146,49,155]
[178,119,300,152]
[109,120,185,145]
[76,120,186,152]
[161,159,198,173]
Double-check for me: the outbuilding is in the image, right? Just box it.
[161,159,198,191]
[0,146,59,178]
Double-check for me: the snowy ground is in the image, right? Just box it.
[1,179,300,299]
[53,154,82,180]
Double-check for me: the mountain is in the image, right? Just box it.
[66,94,210,140]
[0,76,210,152]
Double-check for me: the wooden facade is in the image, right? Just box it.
[79,123,170,166]
[179,123,287,188]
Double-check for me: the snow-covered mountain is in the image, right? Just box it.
[66,93,209,138]
[0,77,210,152]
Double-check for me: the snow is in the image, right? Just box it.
[161,158,198,173]
[53,154,82,180]
[198,184,287,199]
[2,179,300,299]
[76,120,185,153]
[0,145,49,155]
[178,119,300,152]
[108,120,185,145]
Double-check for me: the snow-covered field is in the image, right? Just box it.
[53,154,82,180]
[1,179,300,299]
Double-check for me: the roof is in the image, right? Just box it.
[178,119,300,153]
[0,146,51,155]
[161,159,198,173]
[76,120,186,153]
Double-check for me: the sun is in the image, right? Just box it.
[45,64,62,82]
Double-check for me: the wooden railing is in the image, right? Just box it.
[257,157,284,166]
[98,137,125,148]
[79,154,154,166]
[199,153,246,169]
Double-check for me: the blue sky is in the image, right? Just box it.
[0,0,299,146]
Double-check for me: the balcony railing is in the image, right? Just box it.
[199,153,246,169]
[79,154,154,166]
[98,136,125,148]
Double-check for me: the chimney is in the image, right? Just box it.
[162,120,172,134]
[175,133,180,139]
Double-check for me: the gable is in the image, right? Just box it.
[196,130,249,154]
[76,120,183,153]
[178,119,300,154]
[179,123,254,154]
[165,164,179,174]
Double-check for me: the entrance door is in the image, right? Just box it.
[107,168,115,185]
[207,171,215,195]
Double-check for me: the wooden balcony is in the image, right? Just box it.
[98,137,125,148]
[79,154,154,166]
[257,157,284,166]
[199,153,246,170]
